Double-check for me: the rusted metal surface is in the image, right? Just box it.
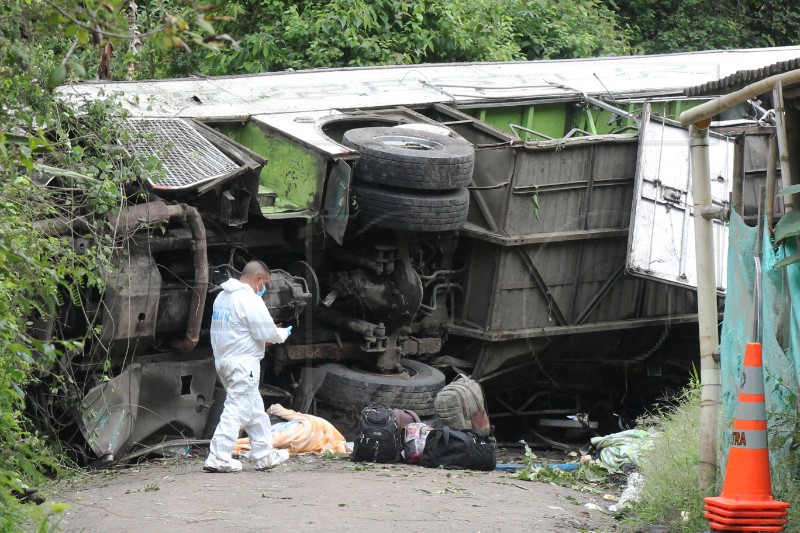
[79,358,216,460]
[684,57,800,97]
[99,249,161,360]
[458,135,698,339]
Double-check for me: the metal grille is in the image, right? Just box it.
[122,118,240,190]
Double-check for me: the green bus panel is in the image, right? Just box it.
[215,123,319,212]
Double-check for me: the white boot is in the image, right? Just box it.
[203,456,243,473]
[254,449,290,471]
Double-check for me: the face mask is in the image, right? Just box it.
[256,280,266,298]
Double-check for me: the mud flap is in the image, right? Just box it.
[322,160,352,245]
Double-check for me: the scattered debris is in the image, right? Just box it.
[608,472,644,513]
[580,429,654,472]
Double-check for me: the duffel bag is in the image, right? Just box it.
[419,426,496,471]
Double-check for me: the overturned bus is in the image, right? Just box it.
[48,46,800,462]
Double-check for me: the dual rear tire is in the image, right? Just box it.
[343,127,474,232]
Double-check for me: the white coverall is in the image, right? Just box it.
[204,278,291,472]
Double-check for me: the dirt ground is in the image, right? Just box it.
[43,449,624,533]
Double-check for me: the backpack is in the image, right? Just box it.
[401,422,433,464]
[351,403,401,463]
[434,374,491,436]
[419,426,496,471]
[393,408,421,429]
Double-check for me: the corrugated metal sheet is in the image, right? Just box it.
[684,57,800,96]
[459,137,698,335]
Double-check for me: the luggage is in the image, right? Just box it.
[434,374,491,436]
[393,408,421,429]
[402,422,433,464]
[350,403,401,463]
[419,426,496,471]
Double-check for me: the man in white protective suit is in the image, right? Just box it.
[204,260,293,473]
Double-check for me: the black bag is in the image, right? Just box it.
[351,403,401,463]
[419,426,496,471]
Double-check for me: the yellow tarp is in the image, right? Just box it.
[234,404,348,455]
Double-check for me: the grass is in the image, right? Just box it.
[623,380,711,532]
[768,404,800,533]
[624,379,800,532]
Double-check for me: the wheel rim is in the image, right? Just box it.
[375,134,445,151]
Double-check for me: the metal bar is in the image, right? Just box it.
[584,108,597,135]
[584,95,640,125]
[513,177,630,194]
[564,128,593,138]
[574,263,625,325]
[431,103,517,141]
[491,410,577,418]
[460,224,627,246]
[521,134,639,151]
[467,181,502,233]
[569,145,596,322]
[509,124,554,140]
[447,314,702,341]
[515,248,568,327]
[522,105,536,141]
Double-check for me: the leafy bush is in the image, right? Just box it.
[506,0,631,59]
[0,3,172,528]
[767,379,800,533]
[141,0,633,77]
[612,0,800,54]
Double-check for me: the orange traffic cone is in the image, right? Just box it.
[704,342,790,532]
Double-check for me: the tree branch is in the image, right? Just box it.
[61,38,79,66]
[42,0,165,41]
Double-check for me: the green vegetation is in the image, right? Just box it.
[624,381,709,532]
[514,445,609,487]
[613,0,800,54]
[767,378,800,532]
[141,0,632,76]
[1,0,799,530]
[0,2,217,529]
[627,378,800,532]
[140,0,800,78]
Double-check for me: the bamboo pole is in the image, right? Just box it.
[680,70,800,126]
[690,122,721,490]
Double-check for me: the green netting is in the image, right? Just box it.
[720,209,800,492]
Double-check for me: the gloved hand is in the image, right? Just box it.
[285,325,293,337]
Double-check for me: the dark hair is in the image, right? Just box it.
[256,259,270,274]
[242,260,270,277]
